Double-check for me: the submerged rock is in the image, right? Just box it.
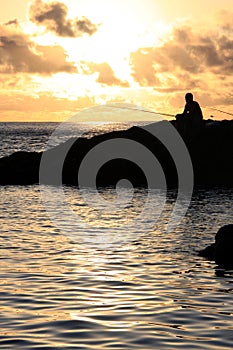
[199,224,233,268]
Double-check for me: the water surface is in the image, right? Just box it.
[0,186,232,349]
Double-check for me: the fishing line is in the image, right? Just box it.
[104,104,233,119]
[208,107,233,117]
[103,104,175,117]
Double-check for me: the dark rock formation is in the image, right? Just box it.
[199,225,233,268]
[0,119,233,188]
[0,151,42,185]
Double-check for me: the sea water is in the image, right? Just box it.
[0,122,233,349]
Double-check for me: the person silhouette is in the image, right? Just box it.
[183,93,203,122]
[175,93,203,137]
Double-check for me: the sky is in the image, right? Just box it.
[1,0,233,121]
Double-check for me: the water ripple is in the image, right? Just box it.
[0,186,233,349]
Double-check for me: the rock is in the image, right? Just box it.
[199,225,233,267]
[0,151,42,185]
[0,119,233,187]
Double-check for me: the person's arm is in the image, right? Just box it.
[183,103,188,115]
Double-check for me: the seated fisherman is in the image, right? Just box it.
[175,93,204,135]
[183,92,203,122]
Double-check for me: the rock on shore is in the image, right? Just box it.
[0,119,233,188]
[199,224,233,267]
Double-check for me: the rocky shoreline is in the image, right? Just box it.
[0,119,233,188]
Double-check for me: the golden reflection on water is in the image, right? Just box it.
[0,186,233,349]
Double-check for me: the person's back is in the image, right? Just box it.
[175,93,204,138]
[183,93,203,122]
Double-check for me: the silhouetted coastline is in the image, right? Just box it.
[0,119,232,188]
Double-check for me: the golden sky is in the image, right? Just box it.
[1,0,233,121]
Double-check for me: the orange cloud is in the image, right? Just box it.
[83,62,129,87]
[30,0,99,37]
[130,21,233,86]
[0,24,77,74]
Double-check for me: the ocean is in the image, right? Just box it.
[0,122,233,349]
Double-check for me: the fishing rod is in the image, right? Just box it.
[208,107,233,117]
[105,104,233,119]
[104,104,175,118]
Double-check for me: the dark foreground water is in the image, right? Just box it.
[0,185,233,350]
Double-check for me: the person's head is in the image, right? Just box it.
[185,92,193,103]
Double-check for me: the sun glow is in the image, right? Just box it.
[27,0,171,85]
[4,0,175,114]
[5,0,231,121]
[31,73,98,100]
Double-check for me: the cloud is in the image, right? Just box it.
[83,62,129,87]
[0,25,77,74]
[129,49,161,87]
[4,19,19,26]
[130,21,233,87]
[30,0,98,37]
[216,9,233,32]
